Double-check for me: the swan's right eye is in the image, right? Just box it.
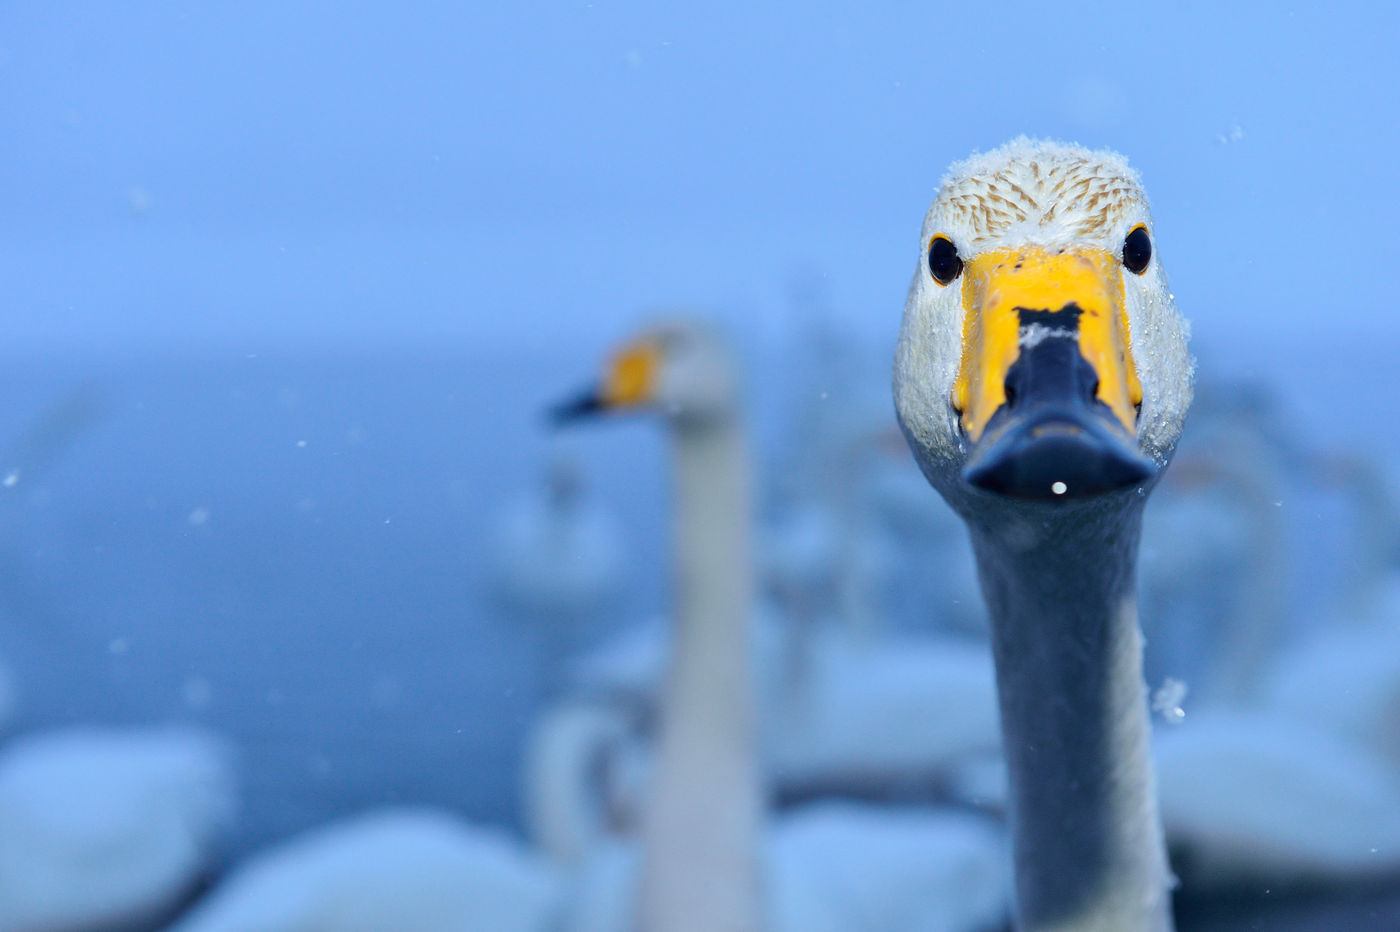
[927,236,962,286]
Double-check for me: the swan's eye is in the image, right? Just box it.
[1123,225,1151,275]
[927,236,962,286]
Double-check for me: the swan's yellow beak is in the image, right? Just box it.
[952,247,1142,443]
[551,337,661,423]
[952,246,1152,499]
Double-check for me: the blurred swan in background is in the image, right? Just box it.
[894,139,1192,930]
[866,445,985,639]
[553,318,766,931]
[558,607,785,715]
[768,284,899,643]
[766,627,999,802]
[1155,711,1400,885]
[172,800,1006,932]
[487,456,626,635]
[540,436,1000,812]
[550,318,1010,931]
[524,700,645,867]
[561,802,1008,932]
[485,455,627,695]
[0,726,234,932]
[1139,381,1290,705]
[1264,621,1400,774]
[167,809,562,932]
[545,614,999,811]
[764,803,1005,932]
[757,419,1000,799]
[1132,394,1400,891]
[1262,451,1400,768]
[531,318,1003,812]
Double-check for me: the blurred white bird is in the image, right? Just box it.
[485,455,627,694]
[1139,383,1291,704]
[1255,453,1400,770]
[552,319,768,931]
[768,628,999,799]
[1257,455,1400,773]
[171,785,1008,932]
[552,595,1000,807]
[561,802,1010,932]
[552,318,1012,932]
[166,809,562,932]
[1154,712,1400,885]
[0,726,235,932]
[530,630,1003,854]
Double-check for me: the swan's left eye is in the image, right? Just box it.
[928,236,962,285]
[1123,225,1152,275]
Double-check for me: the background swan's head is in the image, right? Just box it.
[894,138,1193,505]
[554,318,739,426]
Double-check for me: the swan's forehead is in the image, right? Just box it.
[926,144,1148,253]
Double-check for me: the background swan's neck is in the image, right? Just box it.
[638,412,764,932]
[970,501,1173,932]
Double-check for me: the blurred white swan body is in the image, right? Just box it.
[1261,454,1400,767]
[1154,712,1400,884]
[0,726,235,932]
[173,798,1008,932]
[766,803,1007,932]
[561,803,1009,932]
[527,672,1012,930]
[768,628,999,792]
[524,700,646,866]
[488,457,625,631]
[556,619,999,796]
[1145,451,1400,884]
[1263,613,1400,771]
[167,809,561,932]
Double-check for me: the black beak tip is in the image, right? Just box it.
[547,392,604,428]
[963,415,1156,501]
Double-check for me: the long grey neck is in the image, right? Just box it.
[969,498,1173,932]
[638,411,764,932]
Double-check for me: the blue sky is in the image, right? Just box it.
[1,1,1397,364]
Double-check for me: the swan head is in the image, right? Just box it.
[894,138,1192,509]
[553,318,739,426]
